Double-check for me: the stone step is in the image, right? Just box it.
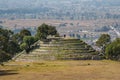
[14,38,97,61]
[40,44,62,47]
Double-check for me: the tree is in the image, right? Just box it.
[19,29,31,42]
[13,29,31,45]
[96,34,111,47]
[23,36,35,50]
[0,50,11,63]
[0,28,21,62]
[105,38,120,60]
[96,34,111,55]
[7,41,20,55]
[0,35,7,50]
[0,28,14,52]
[36,23,58,40]
[12,33,22,44]
[20,29,31,37]
[20,43,28,50]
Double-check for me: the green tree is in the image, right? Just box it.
[0,50,11,63]
[105,38,120,60]
[96,34,111,55]
[20,29,31,37]
[12,33,21,44]
[23,36,35,49]
[36,24,58,40]
[96,34,111,47]
[7,41,20,55]
[20,43,28,50]
[0,28,20,62]
[0,28,14,52]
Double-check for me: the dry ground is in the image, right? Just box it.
[1,19,119,36]
[1,19,119,29]
[0,60,120,80]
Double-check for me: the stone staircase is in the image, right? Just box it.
[14,38,99,61]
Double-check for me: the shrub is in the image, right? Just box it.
[105,38,120,60]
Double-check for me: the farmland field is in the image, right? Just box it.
[0,60,120,80]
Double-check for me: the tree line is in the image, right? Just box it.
[0,23,58,63]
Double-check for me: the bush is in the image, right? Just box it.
[105,38,120,60]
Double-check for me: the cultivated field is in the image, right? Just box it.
[0,60,120,80]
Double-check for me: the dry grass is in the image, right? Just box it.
[0,60,120,80]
